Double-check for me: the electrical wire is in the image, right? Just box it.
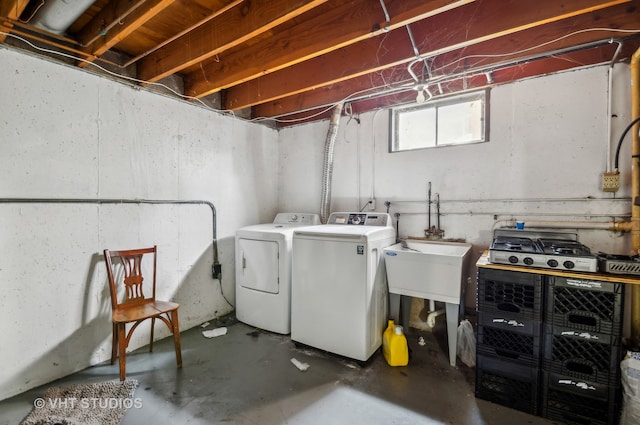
[3,24,640,125]
[0,30,236,118]
[259,27,640,124]
[614,116,640,170]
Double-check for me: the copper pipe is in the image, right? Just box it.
[631,46,640,346]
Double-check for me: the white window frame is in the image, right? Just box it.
[389,89,489,152]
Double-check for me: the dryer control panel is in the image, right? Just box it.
[273,213,321,225]
[327,212,391,226]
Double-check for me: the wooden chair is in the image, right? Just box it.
[103,246,182,380]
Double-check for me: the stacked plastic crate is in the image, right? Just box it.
[475,268,545,415]
[541,276,625,425]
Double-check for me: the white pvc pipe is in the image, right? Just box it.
[494,218,616,231]
[426,309,445,328]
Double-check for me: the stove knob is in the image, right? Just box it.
[563,260,575,269]
[523,257,534,265]
[547,259,559,268]
[508,256,519,264]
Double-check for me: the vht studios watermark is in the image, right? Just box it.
[33,396,143,409]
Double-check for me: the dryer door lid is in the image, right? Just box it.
[238,238,279,294]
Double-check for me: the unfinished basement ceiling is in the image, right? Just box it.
[1,0,639,128]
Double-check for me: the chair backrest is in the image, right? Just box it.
[104,246,157,310]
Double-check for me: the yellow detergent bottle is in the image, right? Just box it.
[383,320,409,366]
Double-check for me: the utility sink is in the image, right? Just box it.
[383,240,473,304]
[383,239,473,367]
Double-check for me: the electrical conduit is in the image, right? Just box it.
[0,197,220,278]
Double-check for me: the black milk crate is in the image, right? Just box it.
[543,324,623,385]
[542,372,621,425]
[477,268,544,321]
[475,354,541,415]
[545,276,624,335]
[477,311,543,368]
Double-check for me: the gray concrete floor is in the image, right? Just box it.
[0,315,557,425]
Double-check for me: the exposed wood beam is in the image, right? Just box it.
[136,0,329,83]
[253,31,640,121]
[266,39,640,127]
[0,0,29,43]
[185,0,475,98]
[249,0,635,117]
[76,0,176,68]
[349,39,640,118]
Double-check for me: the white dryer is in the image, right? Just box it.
[235,213,320,334]
[291,212,396,362]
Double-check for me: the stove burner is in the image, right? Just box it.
[539,239,592,256]
[491,236,540,253]
[489,231,598,272]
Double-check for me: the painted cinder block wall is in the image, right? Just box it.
[278,63,633,330]
[0,43,634,401]
[0,47,279,401]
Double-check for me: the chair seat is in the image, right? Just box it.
[113,300,179,323]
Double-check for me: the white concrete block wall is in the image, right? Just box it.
[0,47,279,400]
[0,44,635,401]
[279,63,634,329]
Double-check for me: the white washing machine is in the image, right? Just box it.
[235,213,320,334]
[291,212,396,361]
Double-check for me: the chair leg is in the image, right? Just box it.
[171,310,182,368]
[149,317,156,353]
[111,322,118,365]
[118,323,127,381]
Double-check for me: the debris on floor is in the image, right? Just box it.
[202,327,227,338]
[290,358,310,371]
[200,321,210,328]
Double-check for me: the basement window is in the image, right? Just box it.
[389,90,489,152]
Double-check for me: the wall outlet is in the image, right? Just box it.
[602,171,620,192]
[369,198,376,210]
[212,263,222,280]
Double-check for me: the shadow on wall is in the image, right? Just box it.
[2,239,236,401]
[171,236,236,327]
[2,253,112,399]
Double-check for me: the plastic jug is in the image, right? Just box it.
[383,320,409,366]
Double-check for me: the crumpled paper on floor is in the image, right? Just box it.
[203,327,228,338]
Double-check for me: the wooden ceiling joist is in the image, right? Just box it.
[1,0,637,127]
[247,0,635,119]
[77,0,177,65]
[0,0,30,43]
[135,0,329,83]
[184,0,475,98]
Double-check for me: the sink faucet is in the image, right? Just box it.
[425,225,445,239]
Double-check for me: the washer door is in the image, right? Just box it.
[238,238,280,294]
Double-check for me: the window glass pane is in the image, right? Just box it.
[397,107,436,150]
[390,90,488,152]
[438,99,483,146]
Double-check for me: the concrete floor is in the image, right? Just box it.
[0,315,557,425]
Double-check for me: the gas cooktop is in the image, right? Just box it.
[488,229,598,272]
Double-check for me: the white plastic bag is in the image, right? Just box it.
[620,351,640,425]
[456,319,476,367]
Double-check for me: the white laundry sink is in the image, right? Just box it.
[383,239,473,367]
[384,240,473,304]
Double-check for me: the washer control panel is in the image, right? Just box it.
[328,212,391,226]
